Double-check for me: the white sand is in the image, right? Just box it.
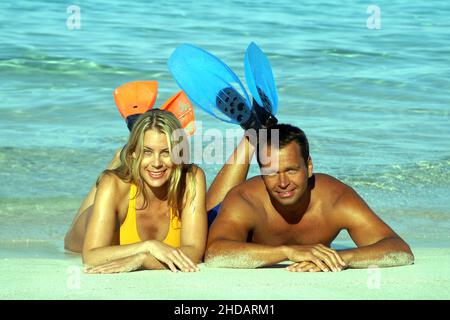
[0,247,449,300]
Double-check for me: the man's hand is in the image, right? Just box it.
[283,244,346,272]
[84,253,147,274]
[286,261,322,272]
[286,260,349,272]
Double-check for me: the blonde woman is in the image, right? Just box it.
[65,109,207,273]
[65,79,263,274]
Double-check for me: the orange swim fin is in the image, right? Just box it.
[113,81,158,119]
[160,91,196,136]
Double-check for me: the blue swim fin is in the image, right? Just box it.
[244,42,279,115]
[168,44,253,126]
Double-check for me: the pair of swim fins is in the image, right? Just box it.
[168,42,278,130]
[113,81,196,136]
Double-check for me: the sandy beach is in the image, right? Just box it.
[1,0,450,304]
[0,247,448,300]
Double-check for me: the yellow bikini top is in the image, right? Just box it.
[120,184,181,247]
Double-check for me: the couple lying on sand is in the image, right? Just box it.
[64,108,414,274]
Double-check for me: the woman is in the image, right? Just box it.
[64,78,265,274]
[65,109,207,273]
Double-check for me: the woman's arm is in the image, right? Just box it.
[81,174,154,266]
[179,166,208,264]
[82,173,200,272]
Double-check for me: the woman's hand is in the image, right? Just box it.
[146,240,199,272]
[84,253,147,274]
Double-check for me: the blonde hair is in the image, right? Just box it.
[99,109,196,218]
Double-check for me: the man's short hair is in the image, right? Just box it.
[256,124,310,166]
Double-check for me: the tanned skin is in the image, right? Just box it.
[206,141,414,272]
[66,130,207,273]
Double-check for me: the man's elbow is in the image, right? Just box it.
[386,242,415,267]
[405,252,415,265]
[204,241,242,268]
[204,241,223,266]
[390,251,414,267]
[397,239,415,265]
[402,244,415,266]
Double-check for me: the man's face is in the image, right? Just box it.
[135,129,174,189]
[260,141,313,206]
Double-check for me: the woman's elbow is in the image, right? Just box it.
[180,245,205,264]
[193,247,207,264]
[185,247,204,264]
[81,249,95,266]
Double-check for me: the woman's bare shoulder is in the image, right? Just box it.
[186,164,205,181]
[97,172,131,197]
[181,164,206,192]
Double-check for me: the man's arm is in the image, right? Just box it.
[205,190,288,268]
[206,188,347,271]
[334,186,414,269]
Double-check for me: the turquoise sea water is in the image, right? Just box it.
[0,0,449,253]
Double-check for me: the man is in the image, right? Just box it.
[205,124,414,272]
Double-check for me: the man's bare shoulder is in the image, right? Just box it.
[218,176,266,218]
[229,176,266,203]
[313,173,371,224]
[313,173,353,207]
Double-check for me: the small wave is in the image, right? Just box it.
[323,158,450,195]
[362,161,448,185]
[321,48,391,59]
[0,239,50,244]
[0,53,144,75]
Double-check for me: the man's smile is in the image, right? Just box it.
[276,189,296,198]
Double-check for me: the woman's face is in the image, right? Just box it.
[136,129,174,189]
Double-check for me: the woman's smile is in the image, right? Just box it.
[148,169,167,179]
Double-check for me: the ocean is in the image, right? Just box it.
[0,0,449,255]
